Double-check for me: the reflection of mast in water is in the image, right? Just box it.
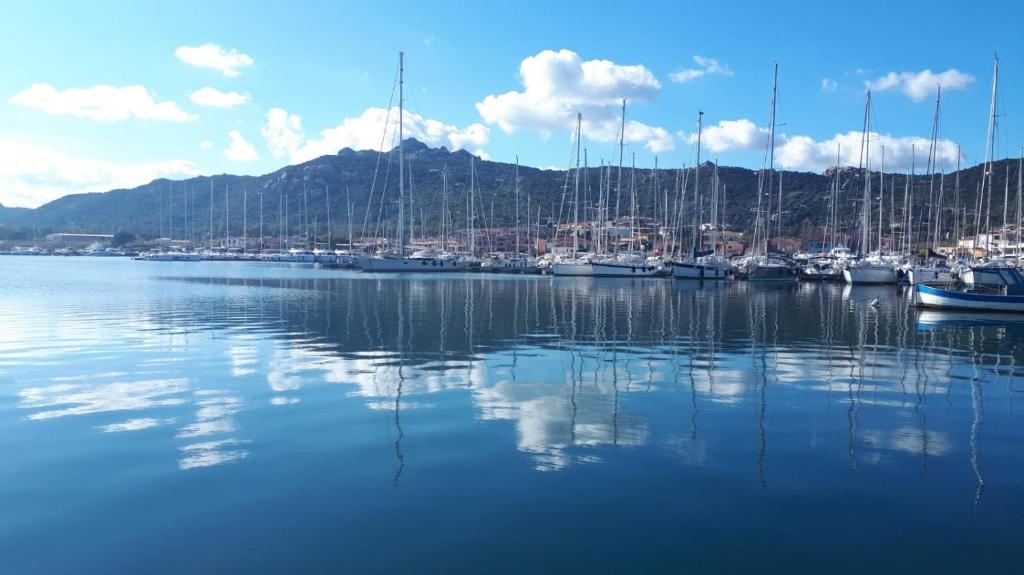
[392,284,408,487]
[747,287,768,488]
[687,289,699,441]
[969,329,985,510]
[847,301,866,470]
[465,277,475,389]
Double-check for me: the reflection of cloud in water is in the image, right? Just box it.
[18,378,189,420]
[179,438,250,470]
[862,426,951,458]
[227,344,259,377]
[176,391,242,439]
[97,417,175,433]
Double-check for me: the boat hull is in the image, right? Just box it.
[914,283,1024,313]
[551,262,594,276]
[907,267,953,285]
[742,265,794,282]
[589,261,661,277]
[358,257,469,272]
[672,262,729,280]
[843,266,897,284]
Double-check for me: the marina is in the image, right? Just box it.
[2,256,1023,572]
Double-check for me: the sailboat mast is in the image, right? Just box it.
[692,111,703,258]
[860,90,872,255]
[982,53,999,257]
[326,184,332,250]
[515,157,521,254]
[209,179,213,250]
[766,63,778,255]
[616,99,625,228]
[573,112,582,254]
[398,51,405,257]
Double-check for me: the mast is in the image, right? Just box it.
[398,51,405,257]
[208,179,213,250]
[225,185,229,249]
[515,156,521,254]
[982,53,999,257]
[616,99,625,229]
[692,111,703,258]
[243,189,247,253]
[859,90,872,255]
[573,112,582,254]
[879,147,884,253]
[326,184,332,250]
[259,191,264,253]
[1018,149,1022,256]
[346,186,353,251]
[766,63,778,255]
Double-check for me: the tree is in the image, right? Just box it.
[111,231,136,247]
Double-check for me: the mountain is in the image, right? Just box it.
[5,139,1021,243]
[0,202,30,225]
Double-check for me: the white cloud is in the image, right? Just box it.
[821,78,838,92]
[262,106,490,164]
[9,83,195,122]
[475,49,673,152]
[175,43,253,77]
[224,130,259,162]
[688,118,769,153]
[669,55,734,83]
[190,87,249,108]
[865,69,974,101]
[0,141,199,208]
[199,140,213,151]
[776,130,960,172]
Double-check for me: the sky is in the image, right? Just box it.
[0,0,1021,208]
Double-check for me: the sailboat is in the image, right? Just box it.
[904,87,954,285]
[961,54,1014,287]
[588,152,661,277]
[843,90,898,284]
[552,113,596,276]
[733,63,795,281]
[673,111,729,280]
[481,158,541,273]
[358,52,469,273]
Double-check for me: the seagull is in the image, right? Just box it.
[869,297,880,308]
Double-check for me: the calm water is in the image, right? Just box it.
[1,257,1023,573]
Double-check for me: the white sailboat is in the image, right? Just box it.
[844,90,898,284]
[359,52,469,273]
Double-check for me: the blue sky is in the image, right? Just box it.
[0,0,1020,207]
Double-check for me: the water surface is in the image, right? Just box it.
[1,257,1022,573]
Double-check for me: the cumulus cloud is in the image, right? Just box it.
[689,118,769,153]
[821,78,838,92]
[776,131,960,172]
[10,83,195,122]
[865,68,974,101]
[0,141,199,208]
[475,49,673,152]
[678,115,959,173]
[669,55,734,83]
[175,43,253,77]
[190,87,249,108]
[224,130,259,162]
[262,106,490,164]
[199,140,213,151]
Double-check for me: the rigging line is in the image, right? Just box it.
[360,59,401,246]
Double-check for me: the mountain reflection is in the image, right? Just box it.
[8,271,1024,490]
